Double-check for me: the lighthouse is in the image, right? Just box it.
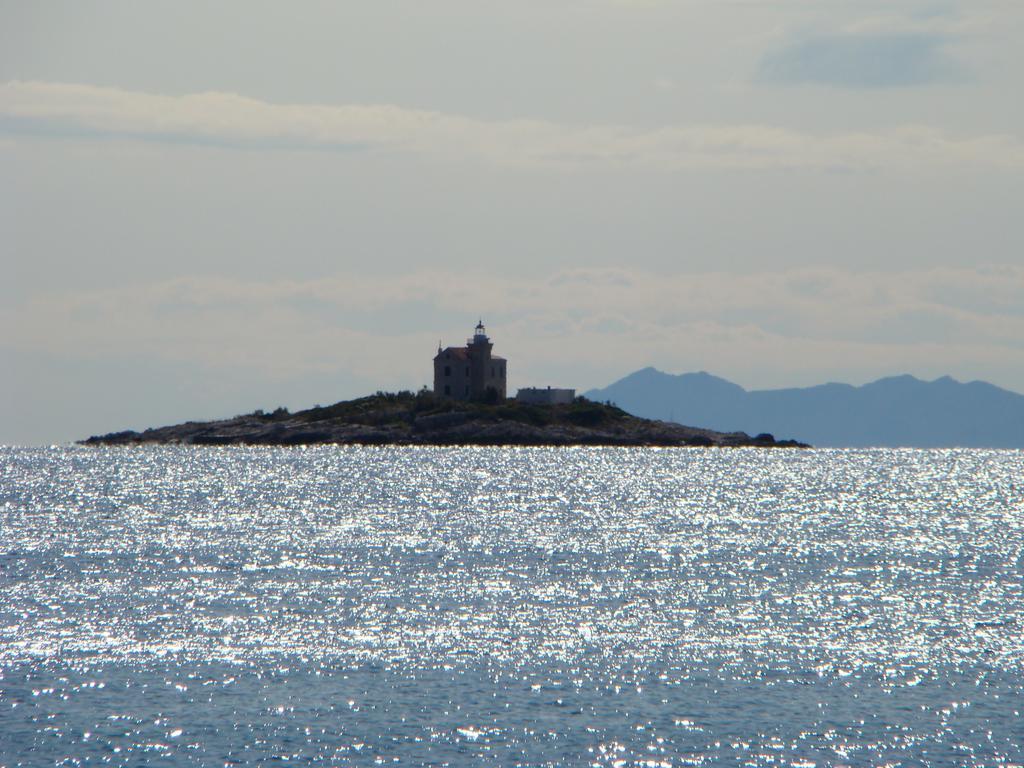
[433,320,507,401]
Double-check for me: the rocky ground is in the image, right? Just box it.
[80,392,809,448]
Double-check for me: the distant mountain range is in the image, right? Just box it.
[585,368,1024,448]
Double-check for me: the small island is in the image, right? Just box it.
[82,323,807,448]
[80,391,808,448]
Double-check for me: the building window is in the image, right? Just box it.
[444,366,451,376]
[465,367,470,377]
[444,385,450,395]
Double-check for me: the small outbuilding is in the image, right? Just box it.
[516,387,576,406]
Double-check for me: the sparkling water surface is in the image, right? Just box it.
[1,446,1022,766]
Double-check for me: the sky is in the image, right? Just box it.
[3,0,1023,445]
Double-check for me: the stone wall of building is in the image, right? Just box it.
[434,348,472,400]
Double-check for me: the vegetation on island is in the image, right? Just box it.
[81,390,808,448]
[298,390,625,428]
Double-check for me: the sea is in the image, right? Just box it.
[1,446,1022,767]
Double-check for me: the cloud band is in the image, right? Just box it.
[2,80,1022,171]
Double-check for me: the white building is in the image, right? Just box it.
[516,387,576,405]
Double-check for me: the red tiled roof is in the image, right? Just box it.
[435,347,469,360]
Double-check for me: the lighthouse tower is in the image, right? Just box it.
[467,320,494,398]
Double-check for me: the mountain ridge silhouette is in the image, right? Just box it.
[584,369,1024,447]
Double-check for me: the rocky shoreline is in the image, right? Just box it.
[80,392,809,448]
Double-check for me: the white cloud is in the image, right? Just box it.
[842,10,991,37]
[2,80,1023,170]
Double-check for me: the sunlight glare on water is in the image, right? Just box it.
[1,446,1022,765]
